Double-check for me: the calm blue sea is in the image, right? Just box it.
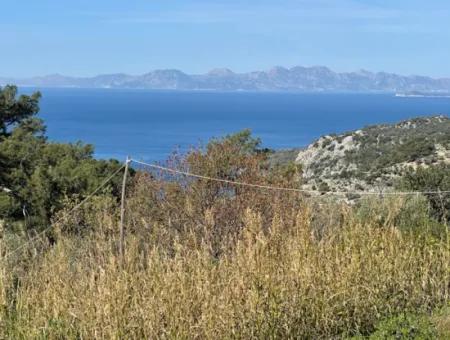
[22,88,450,161]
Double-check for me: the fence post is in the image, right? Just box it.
[119,156,131,265]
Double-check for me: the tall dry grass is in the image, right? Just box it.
[1,138,449,338]
[1,195,450,339]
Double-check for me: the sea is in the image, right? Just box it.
[21,88,450,161]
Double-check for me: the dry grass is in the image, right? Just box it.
[1,196,450,339]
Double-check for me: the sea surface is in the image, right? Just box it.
[22,88,450,161]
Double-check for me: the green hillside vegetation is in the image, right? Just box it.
[400,163,450,223]
[295,115,450,206]
[1,86,450,338]
[346,116,450,179]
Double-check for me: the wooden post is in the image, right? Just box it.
[119,156,131,265]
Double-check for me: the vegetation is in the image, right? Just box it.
[1,86,450,338]
[296,115,450,193]
[346,116,450,176]
[266,148,300,168]
[364,313,437,339]
[1,169,450,338]
[399,163,450,224]
[0,85,123,233]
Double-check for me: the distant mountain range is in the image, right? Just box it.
[2,66,450,93]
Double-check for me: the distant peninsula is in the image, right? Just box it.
[395,91,450,98]
[2,66,450,93]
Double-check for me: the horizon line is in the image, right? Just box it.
[2,64,450,81]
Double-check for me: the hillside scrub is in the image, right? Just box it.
[295,115,450,193]
[400,163,450,224]
[1,132,450,338]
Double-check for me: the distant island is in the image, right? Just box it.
[395,91,450,98]
[2,66,450,93]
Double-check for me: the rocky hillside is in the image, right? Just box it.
[294,115,450,193]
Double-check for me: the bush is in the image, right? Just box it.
[369,313,436,339]
[355,195,447,237]
[399,164,450,224]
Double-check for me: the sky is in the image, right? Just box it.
[1,0,450,78]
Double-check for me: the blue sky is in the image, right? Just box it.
[1,0,449,78]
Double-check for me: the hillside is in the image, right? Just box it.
[293,115,450,194]
[2,66,450,93]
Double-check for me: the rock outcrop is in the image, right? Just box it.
[295,115,450,193]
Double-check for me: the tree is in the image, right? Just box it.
[0,86,43,192]
[0,85,123,232]
[0,85,41,136]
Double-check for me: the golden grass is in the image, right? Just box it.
[1,198,450,339]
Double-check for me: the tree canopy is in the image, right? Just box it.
[0,85,41,136]
[0,85,123,232]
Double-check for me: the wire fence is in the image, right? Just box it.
[2,157,450,260]
[131,159,450,197]
[3,163,126,260]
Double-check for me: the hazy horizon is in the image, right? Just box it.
[4,64,450,80]
[2,0,450,78]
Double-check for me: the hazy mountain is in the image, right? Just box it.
[2,66,450,93]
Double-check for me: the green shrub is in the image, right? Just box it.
[369,313,436,339]
[399,164,450,224]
